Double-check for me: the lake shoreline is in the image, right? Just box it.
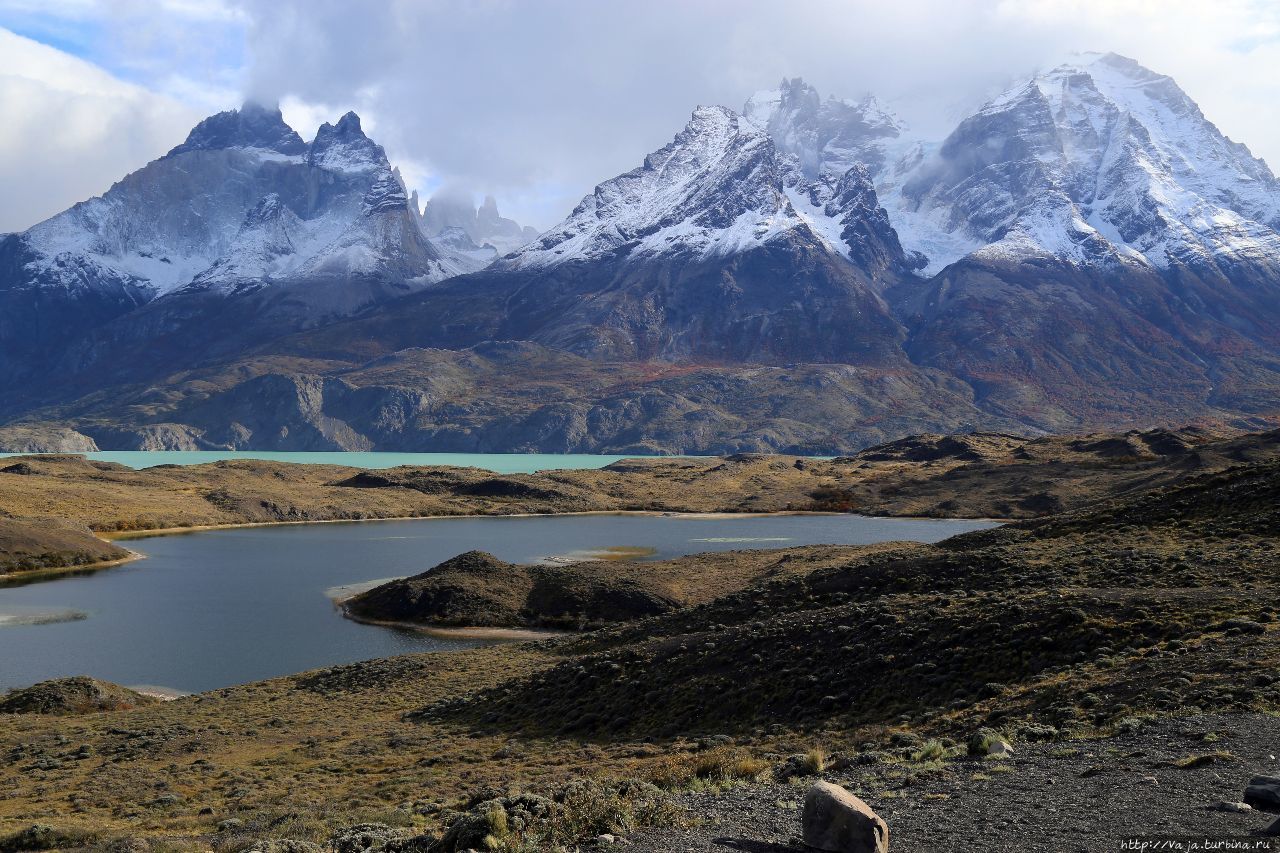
[101,509,849,541]
[2,511,996,692]
[340,605,569,642]
[0,548,146,587]
[0,507,1005,589]
[103,509,1012,542]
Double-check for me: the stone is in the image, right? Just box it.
[1264,815,1280,836]
[1209,801,1252,813]
[1245,775,1280,811]
[802,781,889,853]
[987,740,1014,757]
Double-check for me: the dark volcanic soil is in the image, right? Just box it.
[627,713,1280,853]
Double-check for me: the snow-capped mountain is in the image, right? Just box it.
[18,104,457,298]
[503,105,905,278]
[5,53,1280,448]
[387,105,914,365]
[906,53,1280,279]
[748,55,1280,280]
[0,103,463,388]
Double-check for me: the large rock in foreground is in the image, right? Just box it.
[803,781,889,853]
[1246,775,1280,811]
[0,677,157,715]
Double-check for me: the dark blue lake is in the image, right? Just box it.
[0,513,995,693]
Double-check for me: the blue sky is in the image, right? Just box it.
[0,1,245,101]
[2,0,1280,234]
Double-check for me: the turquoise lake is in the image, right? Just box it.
[0,451,651,472]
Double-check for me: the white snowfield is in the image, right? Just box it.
[501,106,887,272]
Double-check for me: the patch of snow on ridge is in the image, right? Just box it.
[955,52,1280,272]
[743,59,1280,277]
[784,186,849,259]
[14,103,461,299]
[504,106,801,269]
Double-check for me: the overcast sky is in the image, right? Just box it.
[2,0,1279,233]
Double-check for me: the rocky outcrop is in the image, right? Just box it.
[0,425,97,453]
[345,550,679,630]
[0,677,156,715]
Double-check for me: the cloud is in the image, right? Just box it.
[229,0,1280,229]
[3,1,1280,233]
[0,27,202,232]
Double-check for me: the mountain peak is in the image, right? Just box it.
[167,102,307,158]
[422,192,539,259]
[501,98,914,274]
[1082,51,1161,77]
[328,111,367,138]
[307,111,385,173]
[743,78,907,181]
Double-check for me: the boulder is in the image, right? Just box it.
[1264,815,1280,836]
[987,740,1015,758]
[1245,775,1280,811]
[802,781,889,853]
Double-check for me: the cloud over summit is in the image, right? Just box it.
[3,0,1280,232]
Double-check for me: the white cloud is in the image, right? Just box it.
[0,27,202,232]
[228,0,1280,229]
[2,1,1280,233]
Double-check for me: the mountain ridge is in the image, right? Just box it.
[2,54,1280,451]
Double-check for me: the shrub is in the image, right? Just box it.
[911,739,952,762]
[649,747,772,789]
[434,779,682,852]
[966,728,1012,757]
[0,825,97,853]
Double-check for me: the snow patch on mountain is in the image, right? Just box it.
[503,106,893,272]
[745,59,1280,278]
[307,112,385,174]
[12,103,460,300]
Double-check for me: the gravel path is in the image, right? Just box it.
[625,713,1280,852]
